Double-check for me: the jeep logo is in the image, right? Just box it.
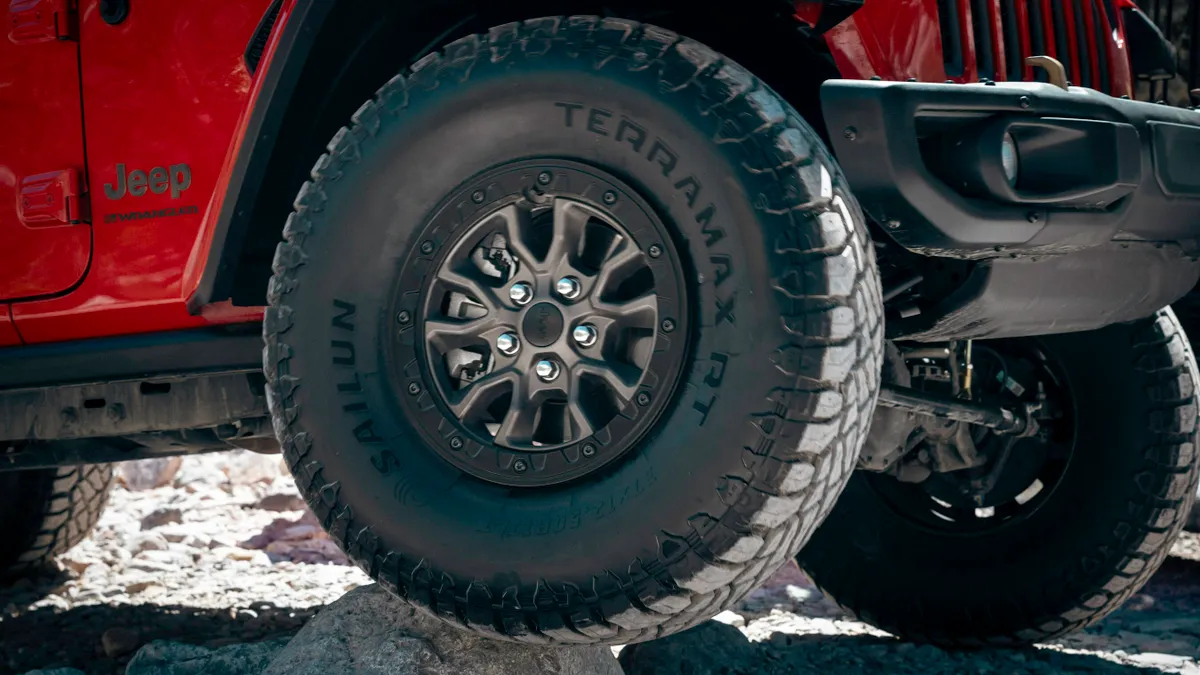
[104,163,192,200]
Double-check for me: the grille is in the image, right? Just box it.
[940,0,1117,94]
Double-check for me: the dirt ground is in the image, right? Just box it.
[2,452,1198,674]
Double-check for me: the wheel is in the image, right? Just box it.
[264,16,882,643]
[798,309,1200,647]
[1171,290,1200,533]
[0,465,113,579]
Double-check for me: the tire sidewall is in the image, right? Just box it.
[277,37,871,589]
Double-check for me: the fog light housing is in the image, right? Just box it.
[1001,133,1020,187]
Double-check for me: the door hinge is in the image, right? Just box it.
[9,0,77,43]
[19,169,86,226]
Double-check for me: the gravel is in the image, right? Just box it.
[2,450,1198,675]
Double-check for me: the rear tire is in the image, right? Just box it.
[0,465,113,580]
[264,16,882,644]
[798,309,1200,646]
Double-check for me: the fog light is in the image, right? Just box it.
[1001,133,1020,187]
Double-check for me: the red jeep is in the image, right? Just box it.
[2,0,1197,648]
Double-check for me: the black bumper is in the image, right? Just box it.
[822,80,1200,257]
[821,80,1200,340]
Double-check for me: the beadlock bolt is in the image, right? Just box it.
[396,310,411,325]
[537,171,552,185]
[602,191,617,205]
[449,437,463,449]
[408,382,422,395]
[661,319,675,333]
[420,240,435,255]
[513,459,529,473]
[582,444,596,457]
[648,245,662,259]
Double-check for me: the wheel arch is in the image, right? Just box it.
[192,0,840,309]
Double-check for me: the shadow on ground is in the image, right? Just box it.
[3,556,1199,675]
[1,572,314,675]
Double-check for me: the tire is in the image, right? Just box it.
[798,309,1200,647]
[264,16,882,644]
[0,464,113,579]
[1171,290,1200,533]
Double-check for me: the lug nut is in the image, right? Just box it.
[496,333,520,356]
[556,277,581,300]
[509,282,534,306]
[572,324,598,348]
[535,359,561,382]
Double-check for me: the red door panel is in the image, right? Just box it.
[11,0,270,343]
[0,0,91,302]
[0,305,21,346]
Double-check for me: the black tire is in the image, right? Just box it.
[264,16,882,643]
[798,309,1200,647]
[1171,290,1200,532]
[0,464,113,579]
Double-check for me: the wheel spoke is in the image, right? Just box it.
[567,384,596,440]
[574,358,640,402]
[448,369,518,418]
[593,292,657,328]
[543,198,592,269]
[493,386,537,447]
[591,240,643,297]
[495,204,541,271]
[424,315,501,352]
[439,266,504,314]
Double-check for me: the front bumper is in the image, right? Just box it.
[822,80,1200,341]
[821,79,1200,258]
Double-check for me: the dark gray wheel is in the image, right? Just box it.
[0,464,112,579]
[265,16,882,644]
[799,309,1200,647]
[405,161,688,487]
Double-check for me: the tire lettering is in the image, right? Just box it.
[710,254,732,288]
[371,449,401,474]
[330,340,355,366]
[331,299,356,331]
[704,352,730,388]
[586,107,612,136]
[716,293,737,326]
[615,117,646,152]
[693,395,717,425]
[647,139,677,177]
[555,101,584,127]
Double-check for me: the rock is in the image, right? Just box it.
[126,638,289,675]
[125,579,165,595]
[119,457,184,491]
[130,531,170,554]
[141,508,183,530]
[19,669,88,675]
[262,584,621,675]
[255,492,305,512]
[619,621,757,675]
[712,610,746,628]
[222,451,283,485]
[100,626,141,657]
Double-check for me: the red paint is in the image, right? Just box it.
[2,0,1138,346]
[793,2,823,28]
[814,0,1132,94]
[182,0,297,303]
[823,0,949,81]
[0,17,91,302]
[11,0,273,343]
[0,305,22,347]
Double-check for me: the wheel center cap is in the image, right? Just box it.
[522,302,565,347]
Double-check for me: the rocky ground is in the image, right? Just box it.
[1,451,1198,674]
